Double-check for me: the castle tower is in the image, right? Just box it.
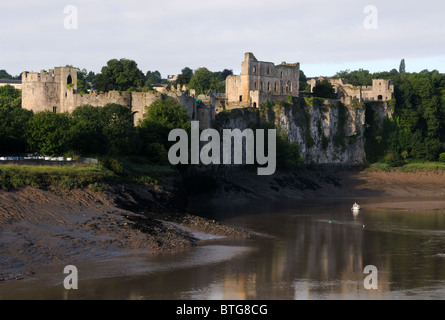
[22,67,77,113]
[226,53,300,109]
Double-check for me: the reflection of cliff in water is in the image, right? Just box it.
[198,199,444,299]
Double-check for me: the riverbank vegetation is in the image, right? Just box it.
[339,67,445,166]
[0,159,177,191]
[366,161,445,172]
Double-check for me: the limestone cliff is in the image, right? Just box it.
[215,97,392,164]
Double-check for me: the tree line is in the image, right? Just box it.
[1,59,233,96]
[2,58,445,166]
[72,59,231,95]
[359,67,445,164]
[0,85,190,165]
[304,60,445,165]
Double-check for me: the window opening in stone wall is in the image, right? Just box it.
[67,75,73,85]
[53,106,57,113]
[378,95,383,100]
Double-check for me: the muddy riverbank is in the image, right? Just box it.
[1,166,445,283]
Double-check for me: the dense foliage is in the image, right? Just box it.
[2,57,445,168]
[93,58,145,92]
[0,85,190,164]
[312,79,336,99]
[363,69,445,164]
[187,67,226,95]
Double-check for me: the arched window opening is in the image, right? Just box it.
[67,75,73,85]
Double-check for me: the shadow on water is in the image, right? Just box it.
[1,196,445,299]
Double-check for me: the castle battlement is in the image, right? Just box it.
[307,77,394,104]
[21,66,213,128]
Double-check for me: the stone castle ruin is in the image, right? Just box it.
[225,52,300,109]
[20,54,394,135]
[21,67,215,128]
[309,77,394,105]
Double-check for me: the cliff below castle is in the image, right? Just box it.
[216,97,391,165]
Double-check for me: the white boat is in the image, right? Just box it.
[351,202,361,211]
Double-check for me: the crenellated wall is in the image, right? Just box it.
[21,67,205,126]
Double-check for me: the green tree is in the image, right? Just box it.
[257,122,303,170]
[100,103,139,155]
[137,97,190,162]
[299,70,308,92]
[188,67,214,94]
[188,67,225,94]
[71,105,108,155]
[93,59,145,92]
[312,80,336,99]
[333,69,372,86]
[27,112,73,156]
[220,69,233,81]
[0,70,13,80]
[77,68,92,94]
[0,84,21,109]
[399,59,406,75]
[0,105,33,154]
[145,70,162,85]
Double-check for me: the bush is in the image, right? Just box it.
[102,158,123,174]
[384,153,403,167]
[439,152,445,164]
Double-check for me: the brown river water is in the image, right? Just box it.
[1,196,445,300]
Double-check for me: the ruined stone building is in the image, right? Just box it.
[309,77,394,105]
[225,52,300,109]
[21,67,215,128]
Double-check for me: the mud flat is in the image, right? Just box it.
[1,167,445,282]
[0,184,252,282]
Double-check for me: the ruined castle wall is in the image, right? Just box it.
[226,75,242,103]
[22,72,60,113]
[131,91,197,125]
[131,92,159,124]
[22,67,78,113]
[22,66,203,126]
[171,92,196,120]
[75,91,131,108]
[362,79,394,101]
[226,52,300,108]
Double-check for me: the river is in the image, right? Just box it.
[1,196,445,300]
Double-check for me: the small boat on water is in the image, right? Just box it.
[351,202,361,211]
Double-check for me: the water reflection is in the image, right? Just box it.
[1,197,445,299]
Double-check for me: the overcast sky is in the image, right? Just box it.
[1,0,444,77]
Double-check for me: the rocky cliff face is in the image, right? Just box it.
[215,98,392,165]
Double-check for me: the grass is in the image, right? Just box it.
[0,158,178,191]
[0,164,114,191]
[366,162,445,172]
